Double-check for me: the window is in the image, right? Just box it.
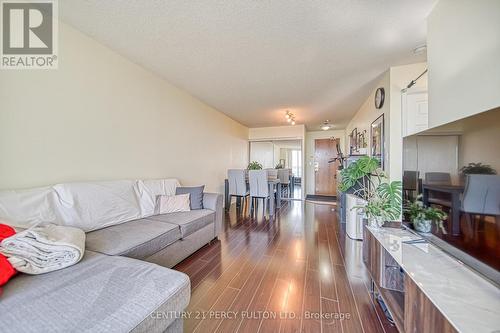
[291,150,302,177]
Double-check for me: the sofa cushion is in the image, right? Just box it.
[147,209,215,238]
[86,218,181,259]
[0,251,190,333]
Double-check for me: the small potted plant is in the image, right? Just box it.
[404,196,447,234]
[460,162,497,175]
[275,163,284,169]
[459,162,497,183]
[247,161,263,170]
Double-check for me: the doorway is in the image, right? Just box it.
[314,138,339,196]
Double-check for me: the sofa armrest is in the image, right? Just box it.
[203,192,223,237]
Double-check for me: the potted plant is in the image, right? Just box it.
[460,162,497,175]
[339,156,402,228]
[359,181,403,228]
[247,161,263,170]
[404,196,447,234]
[275,163,284,169]
[338,155,379,193]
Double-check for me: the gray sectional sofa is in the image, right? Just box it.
[0,190,223,333]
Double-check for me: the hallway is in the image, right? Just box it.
[175,201,396,332]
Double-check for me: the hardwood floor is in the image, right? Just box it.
[174,200,398,333]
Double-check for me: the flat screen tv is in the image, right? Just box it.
[402,107,500,286]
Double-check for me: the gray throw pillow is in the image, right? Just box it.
[175,185,205,210]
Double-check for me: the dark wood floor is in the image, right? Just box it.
[174,200,398,333]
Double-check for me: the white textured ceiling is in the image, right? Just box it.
[60,0,434,130]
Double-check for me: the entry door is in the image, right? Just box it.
[314,138,339,195]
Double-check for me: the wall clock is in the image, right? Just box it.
[375,87,385,109]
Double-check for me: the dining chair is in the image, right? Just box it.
[249,170,271,215]
[462,174,500,236]
[278,169,291,197]
[403,170,420,201]
[266,168,278,180]
[424,172,452,209]
[425,172,451,185]
[228,169,249,211]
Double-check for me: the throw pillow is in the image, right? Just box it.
[158,194,191,214]
[175,185,205,210]
[0,224,17,287]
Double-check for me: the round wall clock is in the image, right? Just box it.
[375,87,385,109]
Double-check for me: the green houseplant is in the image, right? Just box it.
[247,161,263,170]
[339,156,402,228]
[338,155,380,194]
[275,163,284,169]
[404,196,447,234]
[460,162,497,175]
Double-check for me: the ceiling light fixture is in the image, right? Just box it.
[321,120,331,131]
[413,44,427,55]
[285,110,297,125]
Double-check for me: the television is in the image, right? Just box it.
[402,107,500,286]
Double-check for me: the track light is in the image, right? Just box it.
[285,111,297,125]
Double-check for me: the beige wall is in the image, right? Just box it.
[403,107,500,183]
[305,130,345,195]
[389,62,428,181]
[346,71,390,173]
[427,0,500,128]
[0,22,248,192]
[345,63,427,181]
[458,108,500,173]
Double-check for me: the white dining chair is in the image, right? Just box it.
[265,168,278,180]
[228,169,249,210]
[249,170,270,215]
[462,174,500,236]
[278,169,291,197]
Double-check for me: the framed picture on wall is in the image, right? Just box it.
[371,114,384,169]
[349,128,358,154]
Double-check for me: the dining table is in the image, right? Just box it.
[422,183,465,236]
[224,178,282,215]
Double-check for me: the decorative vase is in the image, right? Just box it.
[413,219,432,233]
[368,216,385,228]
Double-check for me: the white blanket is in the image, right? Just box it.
[0,224,85,274]
[0,178,181,232]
